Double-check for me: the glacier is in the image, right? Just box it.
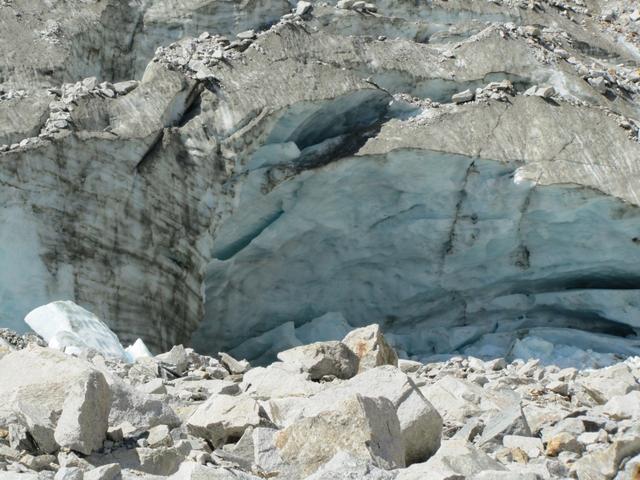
[1,0,640,368]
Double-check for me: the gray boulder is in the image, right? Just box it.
[186,394,264,447]
[276,341,359,380]
[0,347,111,455]
[268,394,404,477]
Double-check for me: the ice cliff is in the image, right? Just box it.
[1,0,640,366]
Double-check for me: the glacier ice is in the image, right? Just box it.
[25,301,130,361]
[196,149,640,366]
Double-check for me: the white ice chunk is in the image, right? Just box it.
[25,300,129,361]
[126,338,153,361]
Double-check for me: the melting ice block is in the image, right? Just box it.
[25,300,131,361]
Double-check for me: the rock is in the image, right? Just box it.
[0,347,111,454]
[477,405,531,448]
[113,80,139,96]
[588,77,607,94]
[242,364,324,398]
[108,379,180,434]
[547,380,569,396]
[156,345,188,375]
[452,89,475,104]
[336,0,354,8]
[84,464,121,480]
[147,425,172,448]
[236,30,256,40]
[303,450,396,479]
[601,391,640,419]
[396,439,505,480]
[573,434,640,479]
[535,86,556,98]
[186,394,264,446]
[579,364,639,403]
[55,468,84,480]
[546,432,583,456]
[138,378,166,395]
[272,394,405,477]
[20,453,56,471]
[342,325,398,372]
[274,365,441,464]
[218,352,250,375]
[168,462,261,479]
[503,435,544,458]
[295,0,313,16]
[276,341,359,380]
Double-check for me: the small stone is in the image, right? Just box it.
[352,1,366,10]
[84,463,121,480]
[138,378,167,395]
[113,80,139,96]
[535,86,555,98]
[364,3,377,12]
[547,380,569,396]
[147,425,173,448]
[295,0,313,16]
[546,432,583,457]
[342,324,398,372]
[54,467,84,480]
[236,30,256,40]
[336,0,354,8]
[588,76,607,93]
[218,352,250,374]
[452,89,475,104]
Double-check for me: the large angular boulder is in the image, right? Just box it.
[0,347,111,455]
[267,394,404,477]
[267,365,442,465]
[276,341,359,380]
[342,325,398,372]
[186,394,264,446]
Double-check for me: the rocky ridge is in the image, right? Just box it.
[2,315,640,479]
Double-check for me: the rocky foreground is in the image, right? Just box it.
[2,317,640,480]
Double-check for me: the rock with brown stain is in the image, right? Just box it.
[342,324,398,372]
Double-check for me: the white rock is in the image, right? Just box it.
[270,394,405,477]
[342,325,398,372]
[273,365,442,465]
[218,352,250,374]
[156,345,188,375]
[147,424,173,448]
[503,435,544,458]
[242,364,325,399]
[452,89,474,104]
[304,450,396,479]
[276,341,359,379]
[295,0,313,16]
[601,390,640,419]
[54,467,84,480]
[0,346,111,454]
[396,439,505,479]
[187,394,264,446]
[84,463,121,480]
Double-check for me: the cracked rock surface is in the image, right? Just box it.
[1,0,640,369]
